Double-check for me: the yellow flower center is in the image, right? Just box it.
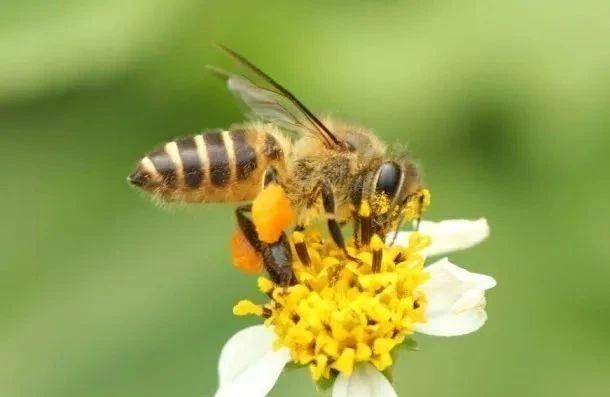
[233,229,431,381]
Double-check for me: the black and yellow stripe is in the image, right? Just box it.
[203,130,231,187]
[176,137,203,188]
[128,127,285,203]
[232,129,258,180]
[147,145,177,188]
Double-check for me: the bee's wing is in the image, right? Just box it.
[226,75,312,135]
[212,45,347,150]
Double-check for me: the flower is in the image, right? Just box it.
[215,218,495,397]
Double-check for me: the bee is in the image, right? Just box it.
[128,46,427,285]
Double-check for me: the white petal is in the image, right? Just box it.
[333,363,397,397]
[388,218,490,256]
[216,325,291,397]
[415,258,496,337]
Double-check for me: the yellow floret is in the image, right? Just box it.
[331,347,356,376]
[233,300,263,316]
[257,277,275,294]
[233,229,431,380]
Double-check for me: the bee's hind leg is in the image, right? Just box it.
[262,166,306,234]
[235,204,261,251]
[234,204,296,287]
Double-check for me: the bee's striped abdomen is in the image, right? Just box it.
[232,129,258,180]
[147,144,178,188]
[128,125,288,203]
[203,130,230,187]
[176,137,203,188]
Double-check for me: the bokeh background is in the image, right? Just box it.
[2,1,609,396]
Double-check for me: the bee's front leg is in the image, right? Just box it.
[235,204,296,287]
[317,180,363,264]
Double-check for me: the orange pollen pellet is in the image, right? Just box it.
[230,228,263,274]
[252,184,295,243]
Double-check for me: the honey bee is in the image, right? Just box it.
[128,46,427,285]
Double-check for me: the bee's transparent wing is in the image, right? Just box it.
[226,75,317,136]
[212,46,347,149]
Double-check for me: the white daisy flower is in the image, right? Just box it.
[215,216,495,397]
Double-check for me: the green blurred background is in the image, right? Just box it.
[2,1,609,396]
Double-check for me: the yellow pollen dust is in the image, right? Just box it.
[369,193,392,216]
[405,188,431,221]
[233,230,431,381]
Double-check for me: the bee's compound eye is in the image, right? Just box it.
[375,161,402,198]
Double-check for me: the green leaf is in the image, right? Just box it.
[284,361,303,372]
[382,367,394,383]
[316,373,337,394]
[402,337,420,351]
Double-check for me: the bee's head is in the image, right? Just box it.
[357,160,428,238]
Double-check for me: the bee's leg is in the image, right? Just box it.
[319,180,363,263]
[235,204,296,287]
[413,193,428,231]
[319,180,344,248]
[388,213,406,246]
[261,233,295,287]
[349,190,373,248]
[263,166,279,187]
[235,204,261,251]
[349,174,365,248]
[358,201,373,247]
[352,215,361,248]
[262,165,305,248]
